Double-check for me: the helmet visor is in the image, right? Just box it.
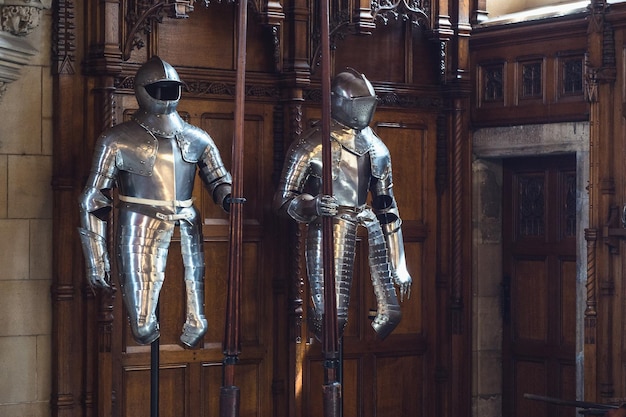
[145,81,182,101]
[349,95,378,128]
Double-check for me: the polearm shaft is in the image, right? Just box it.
[220,0,247,416]
[320,0,341,414]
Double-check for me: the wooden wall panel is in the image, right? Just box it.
[470,16,588,127]
[375,355,425,415]
[122,365,188,417]
[512,257,548,342]
[53,1,463,416]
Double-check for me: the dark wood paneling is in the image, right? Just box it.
[470,16,589,127]
[53,2,463,417]
[503,155,577,417]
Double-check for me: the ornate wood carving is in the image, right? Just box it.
[51,0,76,75]
[450,97,464,335]
[123,1,181,60]
[517,175,545,237]
[304,85,441,111]
[309,0,433,72]
[585,228,598,345]
[371,0,429,26]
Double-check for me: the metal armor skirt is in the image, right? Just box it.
[306,206,401,341]
[116,206,208,347]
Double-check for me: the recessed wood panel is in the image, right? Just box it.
[376,355,424,415]
[122,365,188,417]
[374,122,430,223]
[200,361,264,417]
[512,257,548,342]
[514,360,547,417]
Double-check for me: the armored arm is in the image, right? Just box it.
[77,135,117,289]
[370,143,412,300]
[274,135,337,223]
[197,139,233,212]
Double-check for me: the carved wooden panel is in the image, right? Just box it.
[471,18,588,126]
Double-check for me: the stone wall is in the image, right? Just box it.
[0,7,53,417]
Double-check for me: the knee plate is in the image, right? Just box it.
[121,276,163,345]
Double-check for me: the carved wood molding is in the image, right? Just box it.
[303,85,442,111]
[371,0,429,26]
[115,73,282,100]
[0,0,50,101]
[51,0,75,75]
[123,0,284,69]
[309,0,435,73]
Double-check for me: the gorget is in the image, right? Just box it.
[330,122,390,180]
[330,120,372,157]
[133,109,185,138]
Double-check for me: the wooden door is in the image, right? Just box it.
[109,95,276,417]
[502,155,577,417]
[293,108,439,417]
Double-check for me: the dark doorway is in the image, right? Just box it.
[502,154,577,417]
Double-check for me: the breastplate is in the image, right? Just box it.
[117,135,197,205]
[333,149,371,207]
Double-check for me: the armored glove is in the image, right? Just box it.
[78,227,111,289]
[287,193,338,222]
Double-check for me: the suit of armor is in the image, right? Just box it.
[274,71,412,340]
[78,56,232,347]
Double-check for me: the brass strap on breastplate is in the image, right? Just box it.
[118,194,194,208]
[118,195,195,221]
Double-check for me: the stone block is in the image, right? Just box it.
[8,155,52,219]
[0,220,29,280]
[0,280,51,336]
[0,336,38,404]
[30,219,52,280]
[0,67,42,155]
[0,401,50,417]
[0,156,6,218]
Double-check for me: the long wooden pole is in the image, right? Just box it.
[220,0,247,416]
[150,305,159,417]
[319,0,341,415]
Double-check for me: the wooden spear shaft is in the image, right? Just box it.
[220,0,247,416]
[320,0,341,415]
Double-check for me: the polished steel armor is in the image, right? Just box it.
[274,71,412,340]
[78,56,232,347]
